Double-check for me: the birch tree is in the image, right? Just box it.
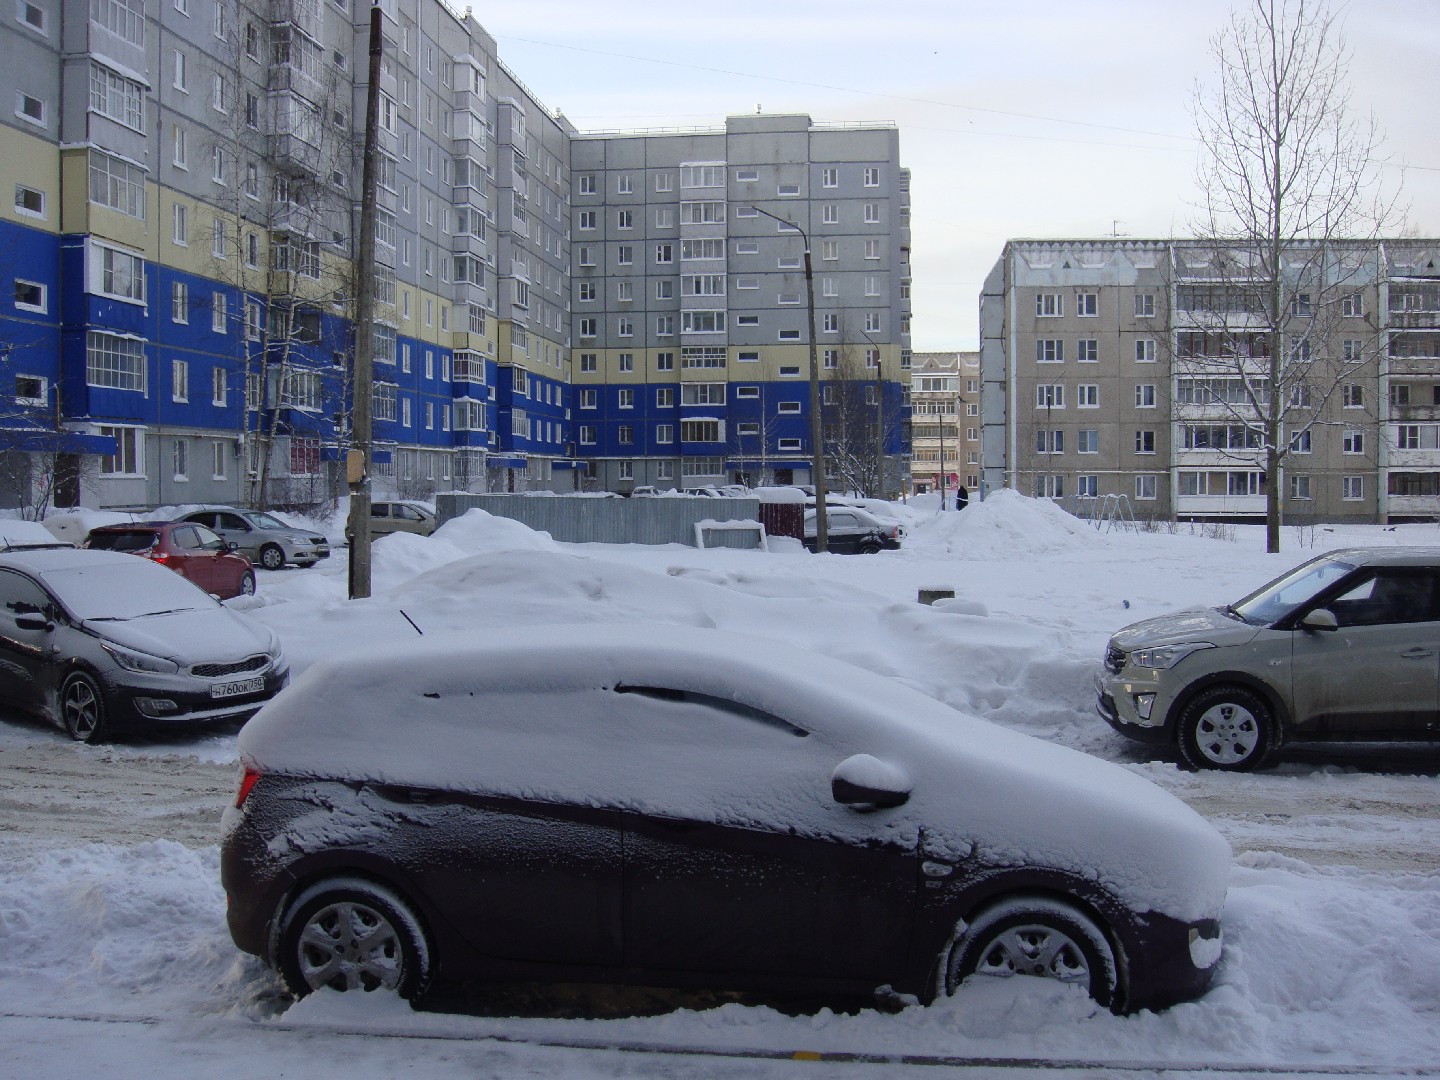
[1192,0,1401,551]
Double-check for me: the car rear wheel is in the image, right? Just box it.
[1178,685,1274,771]
[258,544,285,571]
[60,671,109,743]
[239,570,256,596]
[948,896,1117,1008]
[276,878,431,1000]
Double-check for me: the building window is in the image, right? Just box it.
[778,401,801,414]
[90,63,145,131]
[1289,475,1311,500]
[14,279,46,313]
[1291,293,1312,317]
[1078,429,1099,453]
[98,426,142,475]
[172,438,188,481]
[1343,384,1364,408]
[1135,339,1156,363]
[1036,340,1063,364]
[1343,429,1364,454]
[1076,339,1098,363]
[92,244,146,304]
[170,281,188,323]
[1290,429,1312,453]
[1036,293,1063,317]
[1135,293,1155,318]
[1135,474,1157,500]
[1342,293,1364,318]
[1077,292,1098,317]
[863,203,880,223]
[18,0,46,31]
[212,366,227,407]
[1135,430,1155,454]
[87,332,146,392]
[1342,475,1363,500]
[1077,384,1099,408]
[14,184,45,219]
[88,150,145,219]
[1036,430,1064,455]
[1135,384,1156,408]
[172,203,188,245]
[863,166,880,187]
[211,292,227,333]
[1036,384,1064,409]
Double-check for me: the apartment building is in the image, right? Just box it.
[569,115,911,493]
[979,238,1440,523]
[0,0,910,510]
[909,350,978,497]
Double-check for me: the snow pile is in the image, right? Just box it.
[430,506,560,554]
[907,488,1100,558]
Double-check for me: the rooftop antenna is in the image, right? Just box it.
[1111,219,1128,238]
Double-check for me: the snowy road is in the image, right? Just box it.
[5,499,1440,1078]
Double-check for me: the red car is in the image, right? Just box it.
[85,522,256,600]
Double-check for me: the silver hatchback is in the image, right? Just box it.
[179,507,330,570]
[1096,547,1440,770]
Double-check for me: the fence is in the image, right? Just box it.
[436,493,767,547]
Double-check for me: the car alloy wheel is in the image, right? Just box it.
[239,571,256,596]
[277,878,431,999]
[949,896,1117,1007]
[61,671,109,743]
[259,544,285,571]
[1178,685,1273,771]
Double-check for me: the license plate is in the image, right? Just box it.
[211,676,265,699]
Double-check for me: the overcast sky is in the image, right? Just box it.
[469,0,1439,351]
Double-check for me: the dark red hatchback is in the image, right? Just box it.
[86,522,256,600]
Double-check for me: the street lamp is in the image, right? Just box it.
[748,205,827,551]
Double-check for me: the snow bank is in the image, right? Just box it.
[907,488,1100,558]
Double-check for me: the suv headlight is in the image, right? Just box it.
[102,642,180,675]
[1129,642,1215,670]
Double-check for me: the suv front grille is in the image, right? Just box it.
[1104,644,1126,674]
[191,654,270,678]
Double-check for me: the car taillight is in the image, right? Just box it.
[147,551,171,565]
[234,766,261,808]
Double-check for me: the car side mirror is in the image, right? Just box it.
[226,541,240,552]
[1300,608,1339,631]
[832,754,911,810]
[15,613,52,631]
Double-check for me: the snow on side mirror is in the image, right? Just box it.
[1300,608,1339,631]
[832,754,912,810]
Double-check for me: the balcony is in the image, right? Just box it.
[1389,403,1440,422]
[269,61,323,107]
[450,230,486,260]
[1175,494,1267,517]
[451,278,486,305]
[270,0,323,42]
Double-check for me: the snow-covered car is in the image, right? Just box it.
[0,547,287,742]
[177,507,329,570]
[222,626,1227,1012]
[1097,546,1440,771]
[804,506,903,554]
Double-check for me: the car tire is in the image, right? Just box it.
[60,670,109,744]
[258,544,286,571]
[948,896,1118,1008]
[239,570,256,596]
[276,878,432,1000]
[1177,685,1275,771]
[859,538,882,555]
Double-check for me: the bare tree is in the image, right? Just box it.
[1192,0,1402,550]
[822,341,890,498]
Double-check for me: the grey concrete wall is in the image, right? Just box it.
[437,493,763,546]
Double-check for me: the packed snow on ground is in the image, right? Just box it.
[2,490,1439,1079]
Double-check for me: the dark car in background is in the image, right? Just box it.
[804,506,903,554]
[177,507,329,570]
[0,547,287,742]
[1098,547,1440,770]
[86,521,255,599]
[222,627,1226,1013]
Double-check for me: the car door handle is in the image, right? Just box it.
[1401,648,1435,659]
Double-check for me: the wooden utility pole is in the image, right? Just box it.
[345,4,382,598]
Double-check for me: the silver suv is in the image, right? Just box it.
[178,507,330,570]
[1096,548,1440,770]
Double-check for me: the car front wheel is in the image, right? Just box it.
[239,570,256,596]
[276,878,431,1000]
[258,544,285,571]
[1177,685,1274,771]
[948,896,1118,1008]
[60,671,109,743]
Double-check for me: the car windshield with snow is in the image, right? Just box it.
[0,547,288,742]
[222,626,1227,1013]
[1097,547,1440,770]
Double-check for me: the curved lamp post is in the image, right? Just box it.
[748,205,827,551]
